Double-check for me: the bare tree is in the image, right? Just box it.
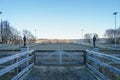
[84,33,92,43]
[116,27,120,43]
[104,27,120,44]
[104,29,114,43]
[0,20,22,44]
[0,20,12,43]
[9,28,22,44]
[23,30,36,43]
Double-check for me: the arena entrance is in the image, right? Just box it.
[35,50,85,65]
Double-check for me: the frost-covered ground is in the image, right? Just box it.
[30,43,92,50]
[25,66,97,80]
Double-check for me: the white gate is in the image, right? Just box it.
[37,50,84,65]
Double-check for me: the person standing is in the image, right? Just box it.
[93,35,96,47]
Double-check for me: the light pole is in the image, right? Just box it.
[113,12,118,47]
[35,29,36,39]
[81,29,83,39]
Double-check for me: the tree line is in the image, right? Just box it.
[104,27,120,44]
[84,33,98,43]
[0,20,36,44]
[84,27,120,44]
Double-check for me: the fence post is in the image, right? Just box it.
[59,50,62,64]
[33,50,36,65]
[20,47,29,71]
[83,51,87,65]
[92,48,99,70]
[14,58,19,74]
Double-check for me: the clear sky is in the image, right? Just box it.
[0,0,120,39]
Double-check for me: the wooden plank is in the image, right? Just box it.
[62,62,83,64]
[12,63,33,80]
[39,51,58,60]
[0,50,34,64]
[0,50,20,51]
[14,58,19,74]
[33,51,36,65]
[86,50,120,64]
[61,51,83,61]
[86,63,110,80]
[83,52,87,64]
[0,56,33,76]
[40,62,58,64]
[36,50,85,52]
[110,54,120,57]
[88,56,120,75]
[100,49,120,52]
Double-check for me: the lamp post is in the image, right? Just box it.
[81,29,83,39]
[35,29,36,39]
[113,12,118,47]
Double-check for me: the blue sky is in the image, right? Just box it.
[0,0,120,39]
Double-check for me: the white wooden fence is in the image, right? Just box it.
[1,49,120,80]
[35,50,84,65]
[85,50,120,80]
[0,50,35,80]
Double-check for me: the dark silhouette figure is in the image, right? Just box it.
[93,35,96,47]
[23,35,26,47]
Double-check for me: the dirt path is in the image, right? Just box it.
[25,66,97,80]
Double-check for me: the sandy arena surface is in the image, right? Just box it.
[25,66,97,80]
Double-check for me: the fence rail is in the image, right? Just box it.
[0,50,35,80]
[86,49,120,80]
[35,50,85,65]
[0,49,120,80]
